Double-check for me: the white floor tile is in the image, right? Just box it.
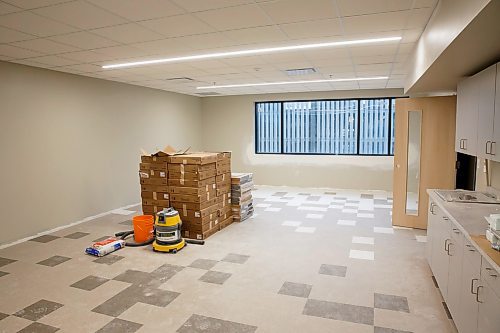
[345,202,358,207]
[295,227,316,233]
[375,204,393,209]
[297,206,327,212]
[265,207,281,212]
[374,227,394,234]
[393,226,412,230]
[328,205,343,209]
[256,203,272,208]
[338,220,356,226]
[342,209,358,214]
[349,249,374,261]
[352,236,375,245]
[282,221,302,227]
[357,213,374,218]
[415,235,427,243]
[306,214,323,219]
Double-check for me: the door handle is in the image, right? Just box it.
[471,278,478,294]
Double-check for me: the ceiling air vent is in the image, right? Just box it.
[196,92,222,96]
[164,77,194,83]
[285,68,316,76]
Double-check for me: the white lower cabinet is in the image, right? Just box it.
[427,198,500,333]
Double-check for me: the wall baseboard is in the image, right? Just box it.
[0,202,141,250]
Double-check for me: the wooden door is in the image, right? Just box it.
[393,97,456,229]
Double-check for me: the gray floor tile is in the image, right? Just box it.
[93,255,124,265]
[374,293,410,313]
[298,193,310,196]
[64,232,90,239]
[14,299,63,321]
[303,299,374,325]
[188,259,218,270]
[222,253,250,264]
[361,194,374,199]
[113,269,152,285]
[96,318,142,333]
[324,192,336,195]
[374,199,389,205]
[93,236,112,242]
[177,314,257,333]
[0,313,8,321]
[17,322,60,333]
[272,192,287,196]
[29,235,59,243]
[319,264,347,277]
[0,271,9,278]
[374,327,413,333]
[37,255,71,267]
[278,282,312,298]
[199,271,231,285]
[118,220,133,226]
[307,196,321,201]
[70,275,109,291]
[0,257,17,267]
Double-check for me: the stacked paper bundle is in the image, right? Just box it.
[231,173,254,222]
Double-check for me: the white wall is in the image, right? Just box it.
[201,89,404,191]
[0,61,202,245]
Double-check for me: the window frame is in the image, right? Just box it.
[254,97,398,156]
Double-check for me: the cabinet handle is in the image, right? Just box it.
[476,285,483,303]
[464,139,467,150]
[446,241,453,256]
[430,203,435,215]
[452,228,460,234]
[459,139,463,149]
[491,142,496,155]
[471,278,478,294]
[461,139,465,149]
[486,267,498,277]
[444,239,450,252]
[486,141,491,154]
[443,217,449,220]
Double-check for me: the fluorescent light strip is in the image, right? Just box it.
[196,77,388,89]
[102,37,401,69]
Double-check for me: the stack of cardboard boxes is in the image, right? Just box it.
[231,173,254,222]
[215,152,232,230]
[139,153,170,216]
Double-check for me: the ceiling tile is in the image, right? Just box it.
[61,50,114,62]
[406,7,435,29]
[60,63,103,73]
[337,0,413,16]
[342,11,409,35]
[12,38,80,54]
[0,44,44,58]
[259,0,336,24]
[140,14,215,37]
[131,38,193,57]
[94,45,150,59]
[49,31,120,49]
[174,33,235,51]
[414,0,438,8]
[171,0,253,12]
[401,28,423,43]
[0,1,22,14]
[2,0,69,9]
[91,23,164,44]
[279,18,342,39]
[221,55,268,67]
[194,4,271,31]
[222,26,287,45]
[0,26,35,43]
[0,11,77,36]
[27,55,81,66]
[87,0,185,21]
[33,1,128,30]
[355,63,392,73]
[348,43,399,57]
[352,55,394,65]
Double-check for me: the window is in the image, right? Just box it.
[255,98,396,155]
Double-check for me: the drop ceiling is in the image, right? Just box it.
[0,0,438,96]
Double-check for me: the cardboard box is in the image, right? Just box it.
[219,215,233,229]
[141,155,168,163]
[168,177,215,188]
[182,215,220,234]
[168,163,215,172]
[216,187,231,197]
[231,172,253,185]
[142,205,168,215]
[216,159,231,169]
[216,151,231,161]
[216,173,231,184]
[182,223,219,240]
[171,197,218,213]
[168,169,216,181]
[169,185,216,195]
[180,210,219,225]
[140,184,168,192]
[218,195,232,208]
[139,162,168,172]
[218,204,231,217]
[170,190,216,203]
[142,199,169,207]
[139,169,167,178]
[141,191,169,200]
[140,177,168,186]
[169,152,218,165]
[176,203,219,220]
[216,164,231,176]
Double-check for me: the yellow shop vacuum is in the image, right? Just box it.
[152,208,186,253]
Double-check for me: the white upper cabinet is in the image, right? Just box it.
[492,63,500,160]
[476,64,497,159]
[456,74,479,155]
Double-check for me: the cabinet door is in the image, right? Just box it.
[456,242,481,333]
[477,279,500,333]
[432,215,451,301]
[446,227,464,318]
[426,199,437,265]
[492,63,500,160]
[476,64,497,159]
[456,76,479,155]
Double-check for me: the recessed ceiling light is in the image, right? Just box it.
[196,77,389,89]
[102,37,401,69]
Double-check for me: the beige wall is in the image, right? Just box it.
[0,61,202,245]
[201,89,404,191]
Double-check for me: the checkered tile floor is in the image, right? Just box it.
[0,186,456,333]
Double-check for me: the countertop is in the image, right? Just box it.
[428,189,500,273]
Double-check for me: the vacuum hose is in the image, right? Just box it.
[115,231,154,247]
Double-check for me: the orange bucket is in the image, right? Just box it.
[133,215,154,243]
